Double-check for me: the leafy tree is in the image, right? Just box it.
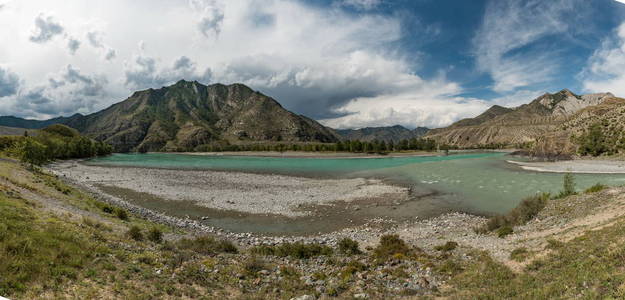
[15,138,48,167]
[578,123,609,156]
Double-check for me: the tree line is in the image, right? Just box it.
[193,137,448,153]
[0,124,112,167]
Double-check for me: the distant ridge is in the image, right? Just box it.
[335,125,429,142]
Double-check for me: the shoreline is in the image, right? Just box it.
[507,159,625,174]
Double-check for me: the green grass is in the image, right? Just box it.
[249,242,333,259]
[585,183,607,194]
[0,191,104,296]
[338,237,362,255]
[434,241,459,252]
[446,217,625,299]
[479,193,550,233]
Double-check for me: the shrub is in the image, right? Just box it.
[249,242,332,259]
[497,226,513,238]
[510,247,529,262]
[147,227,163,243]
[338,238,362,255]
[14,138,48,167]
[585,183,607,194]
[243,256,267,276]
[373,234,410,259]
[554,173,576,199]
[127,226,144,241]
[178,236,238,255]
[434,241,459,252]
[340,260,368,279]
[577,123,609,156]
[478,193,549,233]
[115,208,129,221]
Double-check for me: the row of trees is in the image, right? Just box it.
[576,122,625,157]
[192,137,448,153]
[1,124,113,167]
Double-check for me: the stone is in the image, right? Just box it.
[290,295,315,300]
[354,293,369,299]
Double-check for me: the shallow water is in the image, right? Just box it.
[87,152,625,234]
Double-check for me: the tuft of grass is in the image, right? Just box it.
[115,208,129,221]
[373,234,411,260]
[338,238,362,255]
[478,193,550,233]
[243,256,268,277]
[510,247,530,262]
[127,226,144,241]
[496,226,513,238]
[249,242,332,259]
[147,227,163,243]
[554,173,577,199]
[435,241,459,252]
[585,183,607,194]
[177,236,238,255]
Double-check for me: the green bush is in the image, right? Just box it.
[147,227,163,243]
[14,138,48,167]
[554,173,576,199]
[435,241,459,252]
[584,183,607,194]
[373,234,410,259]
[243,256,267,276]
[338,238,362,255]
[479,193,549,233]
[115,208,129,221]
[249,242,333,259]
[577,123,609,157]
[177,236,238,255]
[497,226,513,238]
[127,226,144,241]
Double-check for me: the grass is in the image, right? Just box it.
[177,236,238,255]
[249,242,333,259]
[478,193,550,233]
[510,247,530,262]
[373,234,412,260]
[0,190,102,296]
[585,183,607,194]
[338,237,362,255]
[434,241,459,252]
[446,217,625,299]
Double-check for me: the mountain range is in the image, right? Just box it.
[425,89,617,149]
[335,125,428,142]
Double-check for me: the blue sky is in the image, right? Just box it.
[1,0,625,129]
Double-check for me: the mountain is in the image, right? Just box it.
[531,96,625,157]
[425,90,615,148]
[335,125,429,142]
[0,114,83,129]
[0,125,33,136]
[1,81,340,152]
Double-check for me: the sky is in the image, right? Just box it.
[0,0,624,129]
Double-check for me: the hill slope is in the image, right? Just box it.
[335,125,428,142]
[426,90,614,148]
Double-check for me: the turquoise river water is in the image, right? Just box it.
[88,152,625,217]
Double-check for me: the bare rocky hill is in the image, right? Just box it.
[335,125,429,142]
[426,90,615,148]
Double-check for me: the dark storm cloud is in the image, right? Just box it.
[29,14,64,43]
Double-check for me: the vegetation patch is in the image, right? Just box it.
[249,242,333,259]
[434,241,459,252]
[478,193,550,233]
[510,247,530,262]
[373,234,412,260]
[585,183,607,194]
[177,236,238,255]
[338,237,362,255]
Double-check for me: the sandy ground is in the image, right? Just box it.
[507,159,625,174]
[49,161,408,217]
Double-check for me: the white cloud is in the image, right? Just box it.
[29,13,64,43]
[338,0,382,10]
[473,0,582,93]
[0,0,476,128]
[582,23,625,96]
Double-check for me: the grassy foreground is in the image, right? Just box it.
[2,156,625,299]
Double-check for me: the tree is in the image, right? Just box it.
[578,123,608,156]
[15,138,48,168]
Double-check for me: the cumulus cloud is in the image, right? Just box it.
[124,54,211,90]
[86,31,116,61]
[29,13,64,43]
[190,0,224,37]
[473,0,584,93]
[338,0,382,10]
[0,67,20,97]
[12,65,108,118]
[583,23,625,96]
[67,37,80,55]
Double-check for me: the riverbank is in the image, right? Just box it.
[508,159,625,174]
[172,150,442,158]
